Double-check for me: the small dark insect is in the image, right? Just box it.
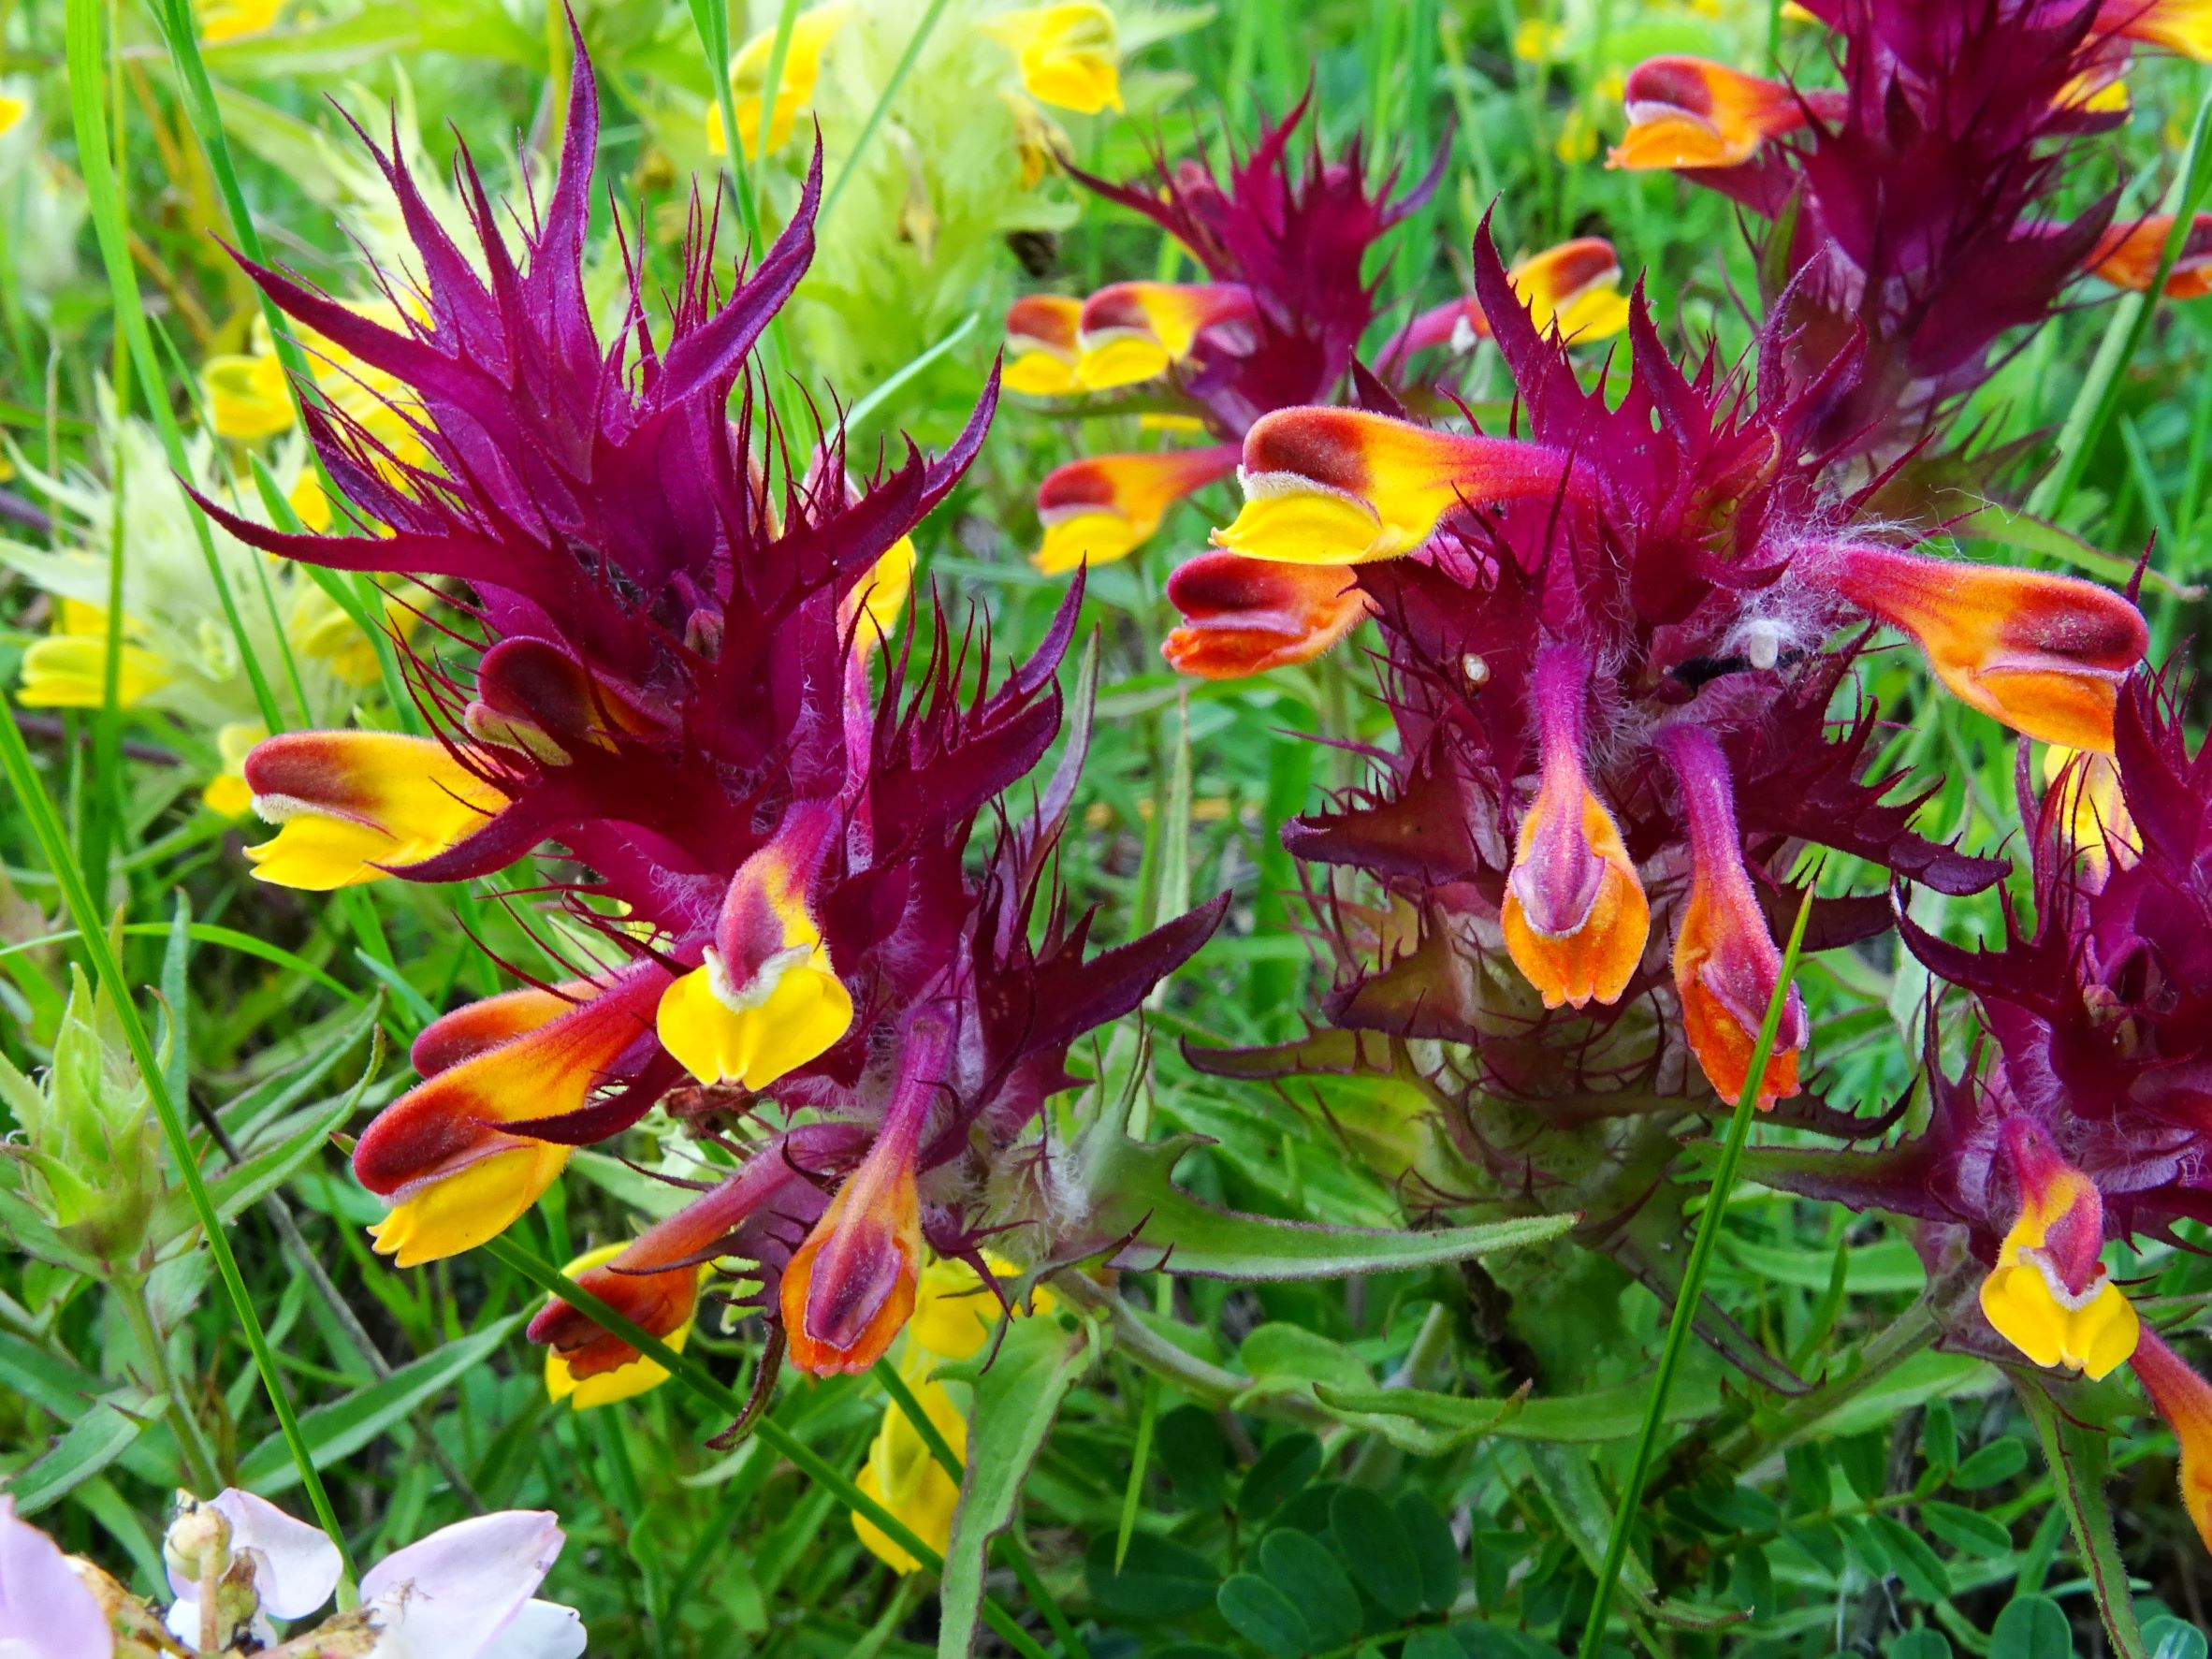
[1007,229,1060,279]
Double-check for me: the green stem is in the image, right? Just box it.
[481,1234,1050,1659]
[0,702,357,1593]
[1712,1294,1942,1473]
[1574,888,1815,1659]
[115,1268,224,1498]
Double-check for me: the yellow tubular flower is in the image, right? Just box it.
[853,1364,967,1573]
[707,5,852,159]
[983,3,1123,115]
[0,94,26,138]
[1979,1119,2140,1381]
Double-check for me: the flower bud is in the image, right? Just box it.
[0,968,164,1266]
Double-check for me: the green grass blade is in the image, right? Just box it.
[65,0,284,735]
[821,0,955,226]
[1574,886,1815,1658]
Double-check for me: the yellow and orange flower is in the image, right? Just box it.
[1033,444,1237,573]
[542,1243,709,1411]
[1818,544,2147,751]
[1073,282,1257,390]
[1659,723,1806,1110]
[1161,551,1368,677]
[2096,0,2212,61]
[1210,408,1583,567]
[1500,645,1650,1010]
[1609,57,1808,171]
[1003,295,1085,396]
[243,731,508,890]
[782,1112,925,1376]
[2087,211,2212,298]
[2128,1331,2212,1554]
[1394,239,1630,357]
[353,967,671,1266]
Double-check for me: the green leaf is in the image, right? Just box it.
[1330,1486,1420,1618]
[1953,1437,2030,1489]
[1217,1572,1311,1659]
[2145,1617,2209,1659]
[237,1316,521,1492]
[1239,1323,1373,1403]
[1869,1515,1950,1602]
[935,1317,1092,1659]
[1316,1372,1723,1448]
[1889,1632,1955,1659]
[1071,1114,1578,1280]
[1258,1528,1361,1651]
[1404,1633,1463,1659]
[1084,1532,1217,1619]
[1990,1595,2075,1659]
[1241,1432,1321,1517]
[1919,1500,2012,1559]
[1395,1492,1460,1611]
[1157,1404,1229,1508]
[10,1387,157,1515]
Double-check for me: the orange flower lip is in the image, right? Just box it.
[1659,724,1806,1110]
[779,1025,946,1376]
[1499,644,1650,1010]
[2087,211,2212,298]
[1817,543,2147,750]
[1609,56,1813,170]
[1161,550,1369,678]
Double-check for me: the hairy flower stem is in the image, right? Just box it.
[1710,1293,1943,1476]
[114,1267,223,1498]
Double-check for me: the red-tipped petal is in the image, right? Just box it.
[1978,1117,2139,1379]
[1034,445,1238,574]
[2086,211,2212,298]
[1609,56,1805,170]
[2128,1330,2212,1555]
[1215,407,1581,566]
[1073,281,1257,387]
[1162,551,1368,678]
[1659,724,1806,1110]
[1820,544,2147,751]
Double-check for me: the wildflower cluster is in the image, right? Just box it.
[203,57,1221,1395]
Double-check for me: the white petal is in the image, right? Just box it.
[211,1490,342,1619]
[480,1600,586,1659]
[0,1498,113,1659]
[360,1512,565,1659]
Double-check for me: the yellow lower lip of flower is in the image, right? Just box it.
[655,950,853,1090]
[245,813,414,890]
[368,1141,570,1268]
[1075,334,1176,390]
[1980,1261,2140,1380]
[17,636,173,708]
[1550,285,1632,342]
[1021,54,1122,115]
[1034,510,1147,574]
[1003,351,1084,397]
[1210,481,1412,566]
[202,352,296,441]
[1608,115,1740,171]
